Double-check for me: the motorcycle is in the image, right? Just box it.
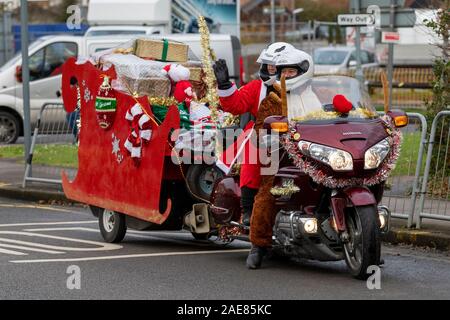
[190,75,407,279]
[61,56,406,279]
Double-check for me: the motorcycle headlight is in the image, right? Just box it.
[298,141,353,171]
[364,138,390,169]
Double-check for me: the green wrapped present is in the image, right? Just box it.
[152,103,191,130]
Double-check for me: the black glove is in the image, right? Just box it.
[213,59,232,90]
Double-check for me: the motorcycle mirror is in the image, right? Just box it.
[263,115,289,133]
[387,110,408,128]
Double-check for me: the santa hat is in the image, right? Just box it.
[162,64,190,83]
[161,64,171,76]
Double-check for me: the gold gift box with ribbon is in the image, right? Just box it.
[135,39,189,62]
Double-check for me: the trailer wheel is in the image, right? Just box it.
[99,209,127,243]
[186,164,223,201]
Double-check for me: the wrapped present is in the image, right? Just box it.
[188,67,203,82]
[181,61,204,82]
[135,39,189,62]
[121,75,171,97]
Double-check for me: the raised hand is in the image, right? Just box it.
[213,59,232,90]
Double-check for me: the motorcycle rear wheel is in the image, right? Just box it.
[343,205,381,280]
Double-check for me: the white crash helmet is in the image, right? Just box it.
[257,42,295,86]
[275,48,314,91]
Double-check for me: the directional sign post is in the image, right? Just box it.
[337,14,375,26]
[345,0,416,106]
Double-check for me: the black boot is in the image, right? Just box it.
[241,187,258,227]
[242,211,251,227]
[246,245,268,269]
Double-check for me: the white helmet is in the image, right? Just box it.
[275,48,314,91]
[257,42,295,85]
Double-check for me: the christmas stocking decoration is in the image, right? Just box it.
[95,75,117,130]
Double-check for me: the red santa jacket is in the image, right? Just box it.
[218,79,267,117]
[217,80,268,189]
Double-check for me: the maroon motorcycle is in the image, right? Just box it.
[187,76,407,279]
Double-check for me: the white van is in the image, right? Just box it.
[0,34,242,144]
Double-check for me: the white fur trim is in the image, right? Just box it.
[168,64,190,82]
[258,82,267,107]
[217,84,237,98]
[140,129,152,141]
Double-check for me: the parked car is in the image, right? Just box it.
[313,46,378,75]
[0,33,242,144]
[85,25,166,37]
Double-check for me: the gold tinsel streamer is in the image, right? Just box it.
[148,96,178,107]
[291,108,378,122]
[198,16,219,123]
[270,184,300,197]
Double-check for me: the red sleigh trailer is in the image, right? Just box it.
[61,57,219,242]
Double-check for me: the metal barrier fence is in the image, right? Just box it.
[415,110,450,228]
[22,103,78,187]
[381,113,428,227]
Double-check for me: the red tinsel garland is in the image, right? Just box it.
[281,115,403,189]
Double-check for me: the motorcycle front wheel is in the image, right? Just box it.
[343,205,381,280]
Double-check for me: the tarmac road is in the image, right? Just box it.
[0,196,449,300]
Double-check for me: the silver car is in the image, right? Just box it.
[313,47,378,75]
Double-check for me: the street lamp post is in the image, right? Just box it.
[20,0,31,172]
[270,0,275,43]
[292,8,304,48]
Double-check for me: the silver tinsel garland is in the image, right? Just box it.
[281,115,403,189]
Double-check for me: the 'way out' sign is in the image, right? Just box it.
[337,14,375,26]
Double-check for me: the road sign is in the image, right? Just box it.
[351,0,405,10]
[379,8,416,28]
[338,14,375,26]
[382,31,400,43]
[339,9,416,28]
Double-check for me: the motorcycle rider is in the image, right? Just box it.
[213,42,295,226]
[247,47,315,269]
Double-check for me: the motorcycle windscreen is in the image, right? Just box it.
[61,59,180,224]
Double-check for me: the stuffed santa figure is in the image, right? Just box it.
[161,64,197,108]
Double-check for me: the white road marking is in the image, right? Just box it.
[0,220,97,228]
[0,231,121,251]
[0,243,64,254]
[22,227,213,246]
[10,248,250,264]
[0,203,79,213]
[0,247,27,256]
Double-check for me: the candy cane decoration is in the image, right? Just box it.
[124,103,153,165]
